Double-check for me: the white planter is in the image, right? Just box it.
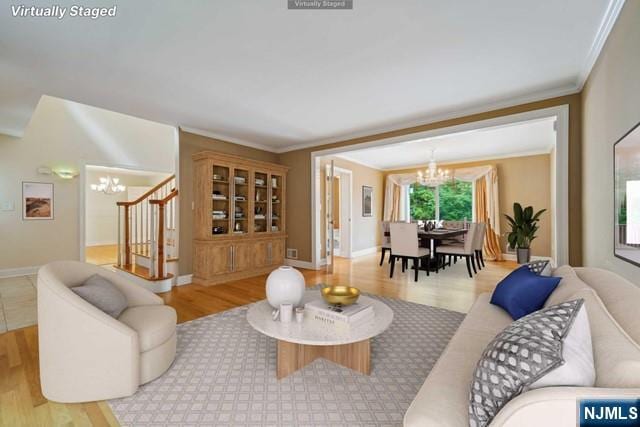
[265,266,305,309]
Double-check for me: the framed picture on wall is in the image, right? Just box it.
[614,120,640,267]
[362,185,373,217]
[23,182,54,220]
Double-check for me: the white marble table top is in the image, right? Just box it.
[246,289,394,346]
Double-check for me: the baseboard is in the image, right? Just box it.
[177,274,193,286]
[0,265,40,278]
[86,240,118,247]
[351,246,380,258]
[501,253,555,266]
[285,258,319,270]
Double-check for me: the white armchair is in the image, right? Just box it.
[37,261,177,403]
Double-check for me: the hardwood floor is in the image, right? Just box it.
[0,254,517,426]
[85,245,118,266]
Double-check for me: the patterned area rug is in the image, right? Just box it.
[108,289,465,427]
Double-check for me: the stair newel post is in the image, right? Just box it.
[117,205,122,267]
[124,204,131,265]
[158,202,166,279]
[150,202,156,277]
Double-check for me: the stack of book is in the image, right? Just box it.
[212,210,227,219]
[304,299,374,330]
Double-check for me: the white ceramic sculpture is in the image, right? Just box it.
[265,266,305,309]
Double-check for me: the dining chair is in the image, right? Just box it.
[380,221,391,266]
[473,222,487,269]
[440,220,465,245]
[436,222,478,278]
[389,222,430,281]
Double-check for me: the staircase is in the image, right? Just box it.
[114,175,178,293]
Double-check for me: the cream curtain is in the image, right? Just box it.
[475,167,503,261]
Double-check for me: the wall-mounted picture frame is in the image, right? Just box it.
[23,181,54,220]
[614,121,640,267]
[362,185,373,217]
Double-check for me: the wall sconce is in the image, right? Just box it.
[54,170,77,179]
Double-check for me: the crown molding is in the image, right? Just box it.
[576,0,625,90]
[179,126,276,153]
[377,148,554,173]
[276,82,580,153]
[0,127,25,138]
[178,83,581,155]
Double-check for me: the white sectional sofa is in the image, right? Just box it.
[404,266,640,426]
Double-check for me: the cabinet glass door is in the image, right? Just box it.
[232,168,249,234]
[254,171,268,234]
[270,174,283,233]
[211,164,231,236]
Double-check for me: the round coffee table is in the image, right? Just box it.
[247,289,393,379]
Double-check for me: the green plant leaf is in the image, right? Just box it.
[524,206,533,221]
[513,203,523,223]
[532,209,547,221]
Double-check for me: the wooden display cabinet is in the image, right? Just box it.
[192,151,288,285]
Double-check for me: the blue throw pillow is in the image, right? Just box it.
[490,265,561,320]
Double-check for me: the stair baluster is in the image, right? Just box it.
[116,175,177,280]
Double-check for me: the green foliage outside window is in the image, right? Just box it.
[409,184,435,219]
[409,180,472,221]
[439,180,472,220]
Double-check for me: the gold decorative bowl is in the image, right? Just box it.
[321,285,360,306]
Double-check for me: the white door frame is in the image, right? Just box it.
[323,164,353,261]
[310,105,570,269]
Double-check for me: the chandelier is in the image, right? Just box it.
[416,149,451,187]
[90,176,126,194]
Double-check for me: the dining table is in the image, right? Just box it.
[385,228,468,271]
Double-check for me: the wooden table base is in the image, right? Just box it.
[276,339,371,379]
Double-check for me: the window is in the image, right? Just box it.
[439,180,472,220]
[409,184,436,220]
[410,180,473,221]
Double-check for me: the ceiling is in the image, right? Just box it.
[335,117,557,170]
[0,0,623,152]
[86,165,170,178]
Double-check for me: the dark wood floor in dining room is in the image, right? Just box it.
[0,254,517,426]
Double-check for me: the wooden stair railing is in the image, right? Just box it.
[116,175,177,280]
[149,189,178,278]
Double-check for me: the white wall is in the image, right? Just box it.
[582,0,640,284]
[0,95,177,272]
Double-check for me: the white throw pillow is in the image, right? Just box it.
[529,303,595,388]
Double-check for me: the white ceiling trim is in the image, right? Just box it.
[344,148,555,172]
[179,126,276,153]
[275,82,579,153]
[178,83,577,154]
[576,0,626,90]
[0,127,25,138]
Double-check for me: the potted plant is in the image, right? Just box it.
[504,202,546,264]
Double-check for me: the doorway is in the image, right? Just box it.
[328,165,353,259]
[311,105,569,269]
[324,163,353,266]
[83,165,171,266]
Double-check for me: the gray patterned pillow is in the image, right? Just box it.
[468,299,586,427]
[527,260,551,276]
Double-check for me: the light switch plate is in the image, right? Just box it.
[0,201,15,211]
